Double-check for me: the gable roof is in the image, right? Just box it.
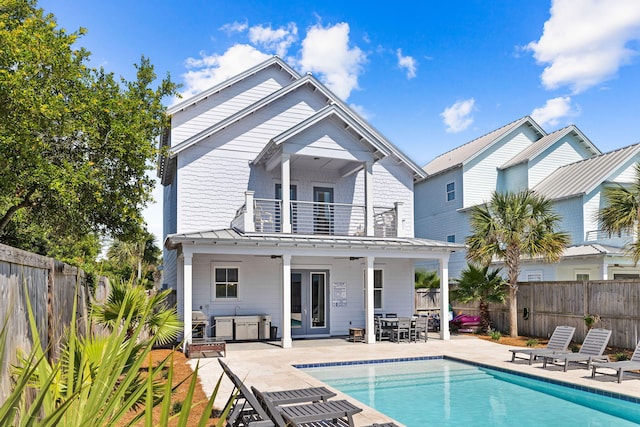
[533,143,640,200]
[166,56,300,115]
[500,125,600,169]
[423,116,546,176]
[252,103,391,167]
[166,66,427,181]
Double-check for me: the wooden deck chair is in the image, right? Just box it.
[591,340,640,383]
[509,325,575,364]
[540,328,611,372]
[219,360,275,426]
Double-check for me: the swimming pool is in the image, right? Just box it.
[298,357,640,426]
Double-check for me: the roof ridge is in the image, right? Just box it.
[425,116,530,166]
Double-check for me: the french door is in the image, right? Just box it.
[291,270,329,336]
[313,187,334,234]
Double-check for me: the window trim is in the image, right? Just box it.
[446,235,456,243]
[212,264,241,301]
[446,182,455,202]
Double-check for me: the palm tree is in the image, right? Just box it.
[415,269,440,289]
[598,163,640,263]
[466,190,569,337]
[450,263,507,332]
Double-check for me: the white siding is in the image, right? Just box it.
[529,138,592,188]
[464,129,536,208]
[609,161,638,183]
[171,67,293,146]
[188,254,414,337]
[415,168,464,240]
[162,180,178,288]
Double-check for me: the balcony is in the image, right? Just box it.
[231,193,401,238]
[585,229,634,246]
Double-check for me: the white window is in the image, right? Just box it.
[213,266,239,299]
[374,269,383,310]
[446,235,455,243]
[364,269,384,310]
[446,182,455,202]
[575,270,590,281]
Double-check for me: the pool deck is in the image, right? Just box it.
[188,334,640,426]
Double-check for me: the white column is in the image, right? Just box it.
[177,254,184,342]
[439,255,450,340]
[601,261,609,280]
[244,191,255,232]
[182,252,193,352]
[281,254,292,348]
[365,161,374,236]
[282,154,291,233]
[365,256,376,343]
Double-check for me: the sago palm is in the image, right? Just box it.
[598,163,640,263]
[466,190,569,337]
[451,263,507,332]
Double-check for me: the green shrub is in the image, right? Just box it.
[172,401,183,415]
[525,339,539,347]
[614,352,630,361]
[488,329,502,341]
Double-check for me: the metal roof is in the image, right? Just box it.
[165,228,463,255]
[562,244,625,258]
[499,125,600,169]
[533,143,640,200]
[166,56,300,115]
[422,116,545,176]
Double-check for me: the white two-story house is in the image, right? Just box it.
[159,57,461,348]
[415,116,640,281]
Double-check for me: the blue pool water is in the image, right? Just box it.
[298,357,640,427]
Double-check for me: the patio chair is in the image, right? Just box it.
[252,386,363,427]
[508,325,575,365]
[219,360,275,426]
[591,340,640,383]
[374,316,392,341]
[391,317,412,343]
[362,424,400,427]
[540,328,611,372]
[411,317,428,342]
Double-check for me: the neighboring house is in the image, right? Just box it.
[159,57,461,349]
[415,116,640,281]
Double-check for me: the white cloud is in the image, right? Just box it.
[527,0,640,93]
[349,103,373,120]
[530,96,578,127]
[396,49,417,79]
[298,22,366,100]
[220,20,248,34]
[179,44,271,99]
[249,23,298,57]
[441,99,475,133]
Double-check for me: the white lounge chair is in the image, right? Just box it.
[540,328,611,372]
[509,325,575,364]
[591,340,640,383]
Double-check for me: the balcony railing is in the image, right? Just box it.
[585,229,634,242]
[232,193,400,237]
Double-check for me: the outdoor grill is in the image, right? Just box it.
[192,311,209,338]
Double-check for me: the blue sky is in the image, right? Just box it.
[40,0,640,244]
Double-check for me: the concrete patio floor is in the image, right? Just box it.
[188,333,640,426]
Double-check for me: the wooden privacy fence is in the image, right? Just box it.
[450,280,640,349]
[0,243,92,405]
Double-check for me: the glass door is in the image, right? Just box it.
[275,184,297,232]
[313,187,334,234]
[291,270,330,336]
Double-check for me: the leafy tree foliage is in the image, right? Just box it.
[414,269,440,289]
[466,191,569,337]
[598,163,640,263]
[451,263,507,332]
[0,0,178,260]
[100,231,161,285]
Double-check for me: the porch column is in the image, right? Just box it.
[439,255,450,340]
[281,254,292,348]
[182,252,193,351]
[365,161,374,236]
[177,254,184,341]
[365,256,376,343]
[244,191,255,232]
[281,154,291,233]
[601,261,609,280]
[394,201,405,237]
